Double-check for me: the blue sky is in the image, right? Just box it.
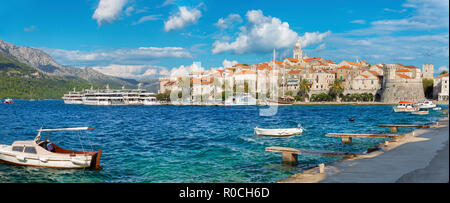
[0,0,448,79]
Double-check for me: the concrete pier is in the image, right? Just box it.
[278,117,449,183]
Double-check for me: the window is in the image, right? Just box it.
[24,147,37,154]
[12,146,24,152]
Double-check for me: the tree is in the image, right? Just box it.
[440,70,448,75]
[422,79,433,99]
[298,79,311,102]
[329,79,344,102]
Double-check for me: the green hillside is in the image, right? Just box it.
[0,54,102,99]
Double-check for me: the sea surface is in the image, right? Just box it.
[0,100,447,183]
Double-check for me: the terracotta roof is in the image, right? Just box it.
[236,70,256,75]
[325,60,336,64]
[360,75,369,78]
[286,58,299,63]
[396,63,418,69]
[396,73,412,79]
[367,70,380,77]
[193,78,214,85]
[436,73,449,79]
[338,65,352,69]
[396,69,412,73]
[342,60,361,66]
[303,57,322,62]
[288,70,302,75]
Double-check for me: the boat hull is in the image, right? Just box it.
[254,128,303,137]
[0,145,102,169]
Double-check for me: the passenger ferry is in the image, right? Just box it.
[62,88,83,104]
[64,84,159,106]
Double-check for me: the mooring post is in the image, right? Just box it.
[341,137,352,143]
[319,163,325,173]
[281,152,298,165]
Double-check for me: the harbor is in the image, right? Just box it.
[278,117,449,183]
[0,100,447,183]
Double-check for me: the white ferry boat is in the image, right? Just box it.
[62,88,83,104]
[64,84,160,106]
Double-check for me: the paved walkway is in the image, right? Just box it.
[279,117,449,183]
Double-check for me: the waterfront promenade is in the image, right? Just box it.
[278,116,449,183]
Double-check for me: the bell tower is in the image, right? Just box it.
[293,39,303,60]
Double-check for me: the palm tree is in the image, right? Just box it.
[329,79,344,102]
[298,79,311,102]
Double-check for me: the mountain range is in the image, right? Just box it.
[0,39,160,98]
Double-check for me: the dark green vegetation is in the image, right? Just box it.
[0,54,102,99]
[422,78,434,99]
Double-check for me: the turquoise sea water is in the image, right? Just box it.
[0,101,447,183]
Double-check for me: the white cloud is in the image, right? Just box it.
[164,6,202,32]
[44,46,192,66]
[93,64,163,79]
[348,0,448,35]
[298,31,331,48]
[315,43,326,51]
[350,20,366,24]
[212,10,300,54]
[168,62,204,79]
[161,0,176,7]
[24,25,36,32]
[93,0,129,26]
[222,59,238,68]
[125,6,134,16]
[132,15,162,25]
[438,66,448,73]
[215,14,242,30]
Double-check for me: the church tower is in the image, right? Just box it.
[293,39,303,60]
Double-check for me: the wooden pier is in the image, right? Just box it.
[378,124,431,133]
[325,133,403,143]
[266,146,357,165]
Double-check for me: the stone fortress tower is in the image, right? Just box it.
[422,64,434,79]
[380,64,425,103]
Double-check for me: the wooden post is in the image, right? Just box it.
[282,152,298,165]
[341,137,352,143]
[389,127,398,133]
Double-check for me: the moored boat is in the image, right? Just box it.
[433,107,442,111]
[392,101,419,112]
[411,111,429,115]
[254,124,304,137]
[0,127,102,169]
[3,98,14,104]
[416,100,436,109]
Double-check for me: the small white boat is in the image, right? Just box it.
[3,98,14,104]
[411,111,429,115]
[254,124,304,137]
[393,101,419,112]
[433,107,442,111]
[416,100,436,109]
[0,127,102,169]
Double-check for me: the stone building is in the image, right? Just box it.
[422,64,434,80]
[379,64,425,103]
[433,73,449,101]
